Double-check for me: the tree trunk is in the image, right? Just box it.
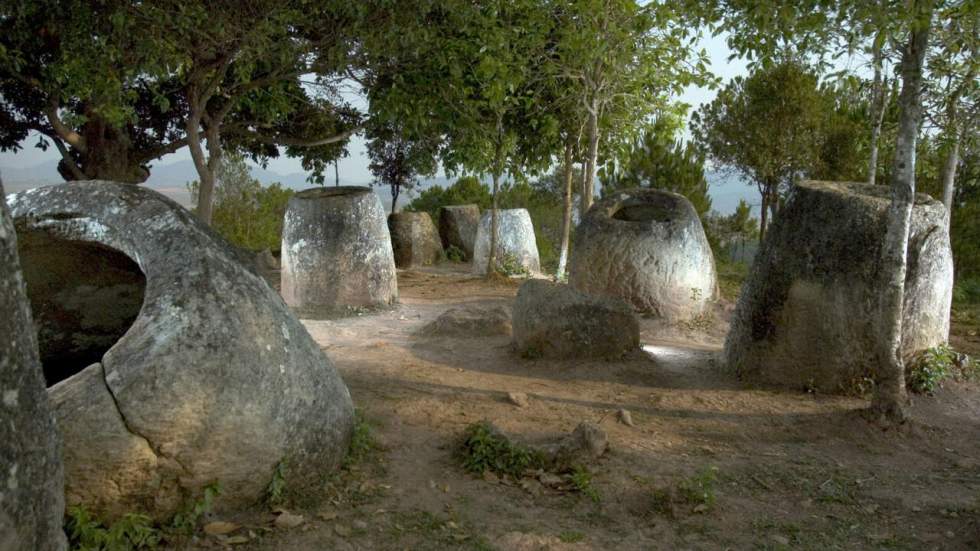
[581,107,599,218]
[556,139,575,279]
[940,138,958,220]
[487,128,504,277]
[391,183,400,214]
[186,110,214,224]
[335,159,340,187]
[872,0,932,423]
[759,190,769,244]
[868,32,887,186]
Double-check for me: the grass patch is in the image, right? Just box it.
[558,530,585,543]
[906,344,977,394]
[717,260,749,301]
[650,466,719,516]
[458,421,546,478]
[66,508,160,550]
[570,465,601,503]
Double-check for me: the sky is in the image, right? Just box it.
[0,32,751,198]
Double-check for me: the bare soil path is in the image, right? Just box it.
[200,265,980,550]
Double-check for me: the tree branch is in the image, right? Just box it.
[43,99,86,153]
[242,125,363,147]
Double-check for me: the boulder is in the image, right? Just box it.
[512,280,638,359]
[419,306,512,337]
[388,211,443,268]
[9,181,354,521]
[281,186,397,317]
[438,204,480,260]
[472,209,540,275]
[569,188,716,321]
[0,182,66,551]
[724,181,954,393]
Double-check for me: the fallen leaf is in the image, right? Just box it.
[274,511,305,529]
[318,511,339,521]
[204,521,240,536]
[225,535,250,545]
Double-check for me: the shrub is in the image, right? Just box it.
[906,344,977,394]
[457,421,546,478]
[66,507,160,551]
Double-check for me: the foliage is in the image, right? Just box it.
[66,507,160,551]
[405,176,493,221]
[603,117,712,219]
[343,409,379,470]
[366,121,439,213]
[953,277,980,306]
[187,153,293,251]
[265,460,288,507]
[570,465,601,503]
[0,0,360,183]
[906,344,977,394]
[168,482,220,535]
[650,466,719,517]
[445,245,466,263]
[704,200,759,259]
[457,421,546,478]
[497,253,531,279]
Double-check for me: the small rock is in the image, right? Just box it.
[352,519,368,531]
[225,535,250,545]
[482,471,500,484]
[335,524,352,537]
[317,511,338,521]
[772,534,790,545]
[274,511,305,529]
[538,473,564,487]
[508,392,530,407]
[617,409,635,427]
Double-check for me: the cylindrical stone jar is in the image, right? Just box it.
[281,186,397,317]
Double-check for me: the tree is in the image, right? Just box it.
[362,0,556,275]
[366,122,438,213]
[692,60,827,241]
[0,0,362,225]
[550,0,713,217]
[604,117,712,219]
[187,153,293,251]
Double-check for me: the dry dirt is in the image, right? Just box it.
[192,265,980,551]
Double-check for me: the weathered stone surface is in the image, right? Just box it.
[512,280,638,359]
[438,204,480,260]
[569,188,717,320]
[281,186,397,318]
[472,209,540,275]
[418,306,512,337]
[388,211,443,268]
[724,181,954,393]
[0,182,66,551]
[9,181,354,521]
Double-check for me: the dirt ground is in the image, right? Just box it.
[195,264,980,551]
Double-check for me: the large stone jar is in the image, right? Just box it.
[569,188,717,320]
[472,209,540,275]
[724,181,954,393]
[388,211,443,268]
[281,186,397,317]
[9,181,355,520]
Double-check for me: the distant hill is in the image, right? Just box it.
[2,159,756,216]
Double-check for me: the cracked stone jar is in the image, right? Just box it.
[9,182,354,521]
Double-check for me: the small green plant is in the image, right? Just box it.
[497,253,531,278]
[905,344,977,394]
[169,482,220,535]
[446,244,466,262]
[558,531,585,543]
[457,421,546,478]
[344,409,378,469]
[678,467,718,509]
[570,465,601,503]
[265,460,288,507]
[66,506,160,551]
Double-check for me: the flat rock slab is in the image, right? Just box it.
[388,211,443,268]
[472,209,540,276]
[724,180,954,393]
[438,204,480,260]
[282,186,397,318]
[418,306,512,338]
[10,181,354,521]
[569,188,717,321]
[512,280,638,359]
[0,182,66,550]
